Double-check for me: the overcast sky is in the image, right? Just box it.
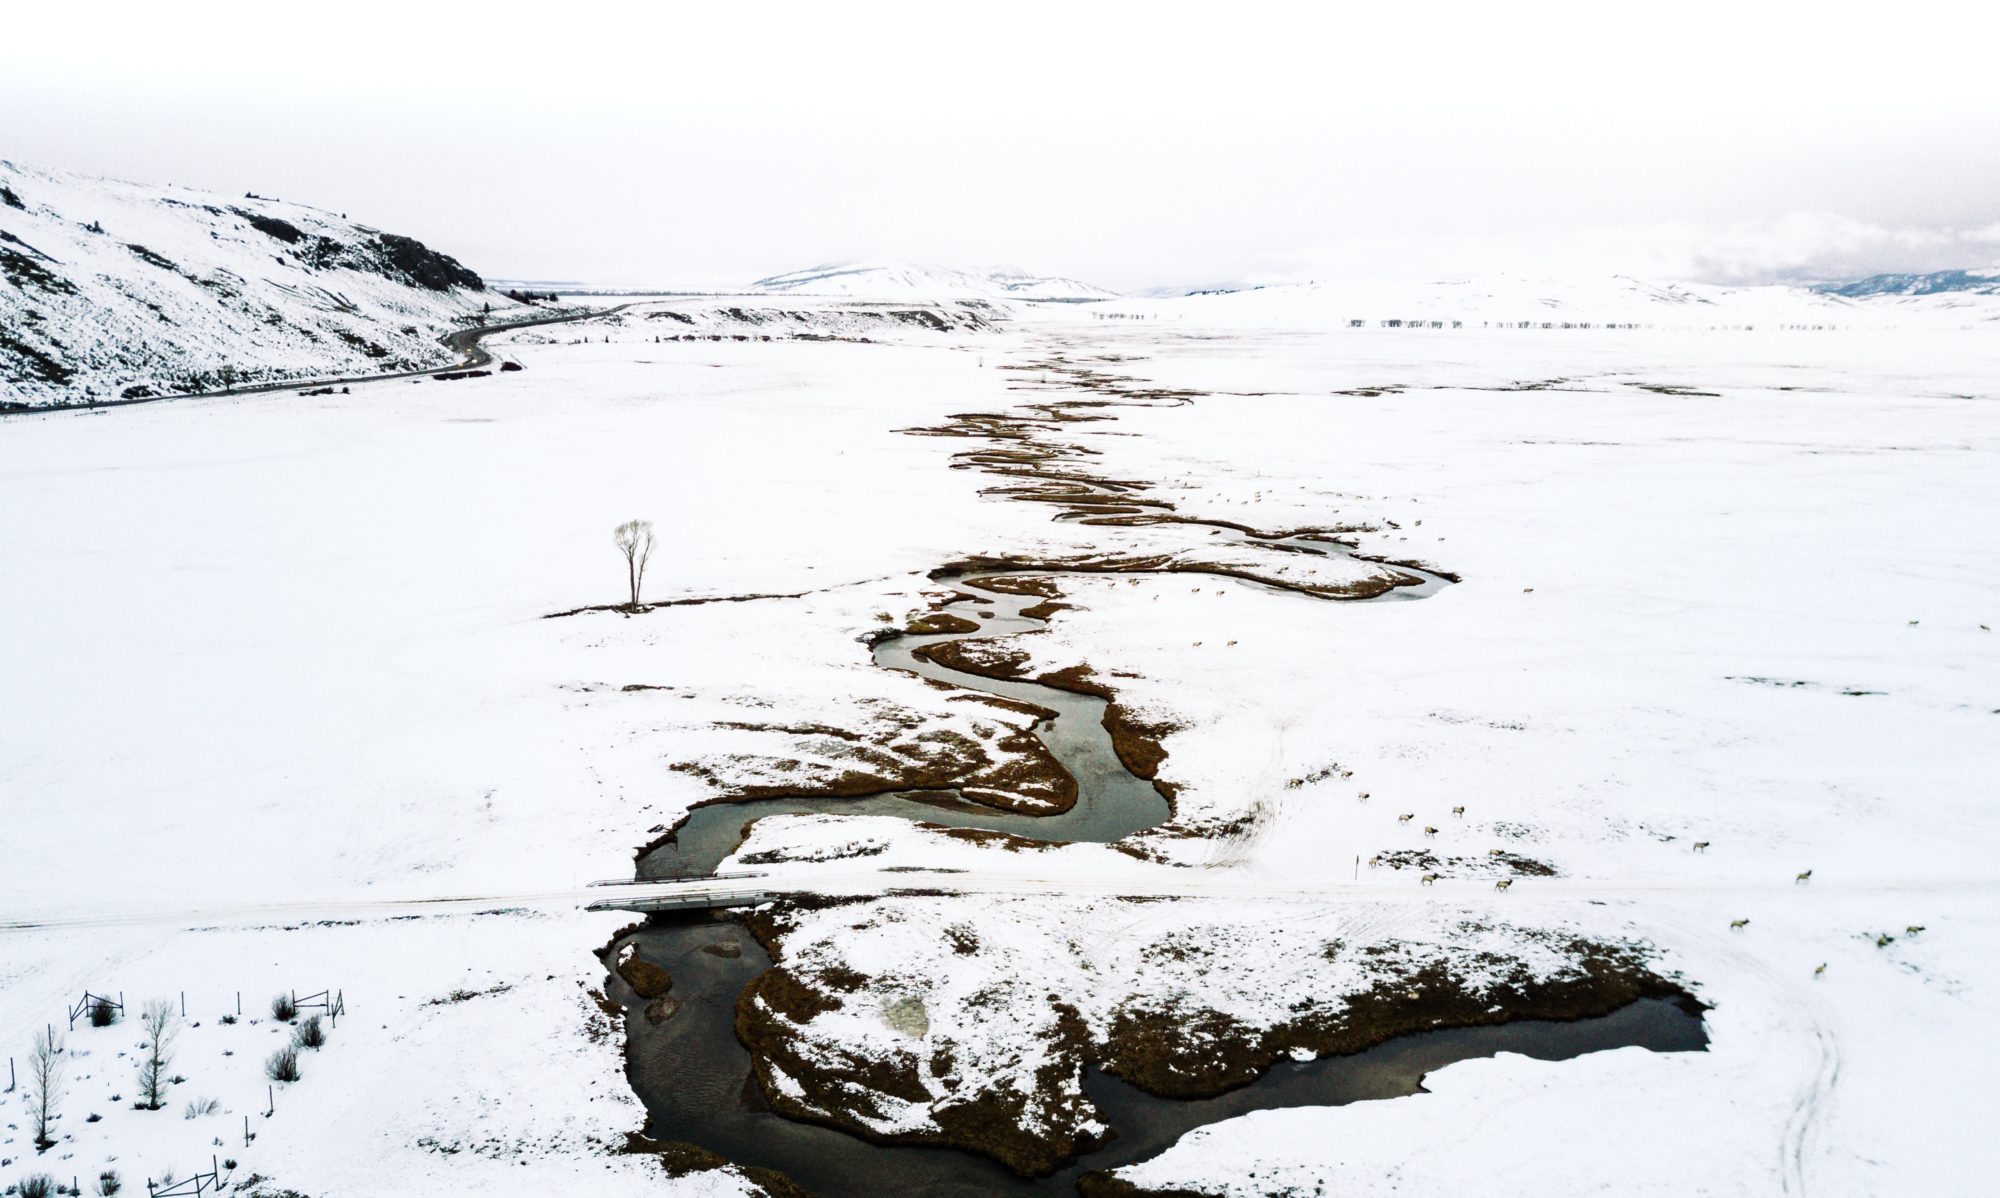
[6,1,1998,291]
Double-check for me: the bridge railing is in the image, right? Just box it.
[586,887,775,914]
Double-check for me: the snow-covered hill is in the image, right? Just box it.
[751,261,1118,303]
[1,160,516,407]
[1812,269,2000,298]
[1081,272,2000,329]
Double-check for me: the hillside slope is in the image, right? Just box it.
[1812,269,2000,298]
[1,160,517,407]
[751,261,1118,302]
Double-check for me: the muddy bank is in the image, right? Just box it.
[636,569,1176,879]
[614,913,1705,1193]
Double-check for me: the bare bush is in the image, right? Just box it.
[270,993,297,1022]
[89,998,119,1027]
[19,1174,56,1198]
[294,1014,326,1049]
[98,1169,123,1196]
[183,1095,222,1118]
[266,1045,301,1083]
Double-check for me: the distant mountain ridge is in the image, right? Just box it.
[751,262,1119,302]
[2,160,510,408]
[1810,269,2000,298]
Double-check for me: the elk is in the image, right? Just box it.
[1420,873,1440,886]
[1488,848,1505,856]
[1494,878,1513,891]
[1730,918,1750,930]
[1358,791,1371,802]
[1814,962,1827,978]
[1396,813,1414,823]
[1367,854,1383,868]
[1423,826,1439,838]
[1692,841,1711,852]
[1906,925,1926,936]
[1796,869,1813,884]
[1451,805,1466,817]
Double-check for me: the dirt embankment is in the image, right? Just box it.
[732,898,1701,1178]
[733,904,1109,1177]
[1099,943,1701,1099]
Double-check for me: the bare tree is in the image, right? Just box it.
[28,1026,63,1152]
[136,999,177,1110]
[613,519,655,609]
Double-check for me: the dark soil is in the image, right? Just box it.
[1099,942,1700,1100]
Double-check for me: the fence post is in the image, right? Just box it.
[267,1084,274,1117]
[245,1115,251,1146]
[181,991,186,1018]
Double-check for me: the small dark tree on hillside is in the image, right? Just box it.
[613,519,655,609]
[136,998,177,1110]
[28,1027,63,1151]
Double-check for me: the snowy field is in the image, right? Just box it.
[3,294,1996,1194]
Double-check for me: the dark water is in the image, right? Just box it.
[620,913,1704,1197]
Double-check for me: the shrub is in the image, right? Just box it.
[97,1170,121,1196]
[294,1015,325,1049]
[89,999,119,1027]
[270,994,297,1022]
[20,1176,55,1198]
[266,1046,301,1083]
[183,1096,221,1118]
[218,1014,237,1025]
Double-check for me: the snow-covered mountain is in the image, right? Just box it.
[1811,269,2000,298]
[2,160,514,407]
[1083,272,2000,329]
[751,262,1118,303]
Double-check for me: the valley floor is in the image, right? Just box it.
[2,304,1995,1195]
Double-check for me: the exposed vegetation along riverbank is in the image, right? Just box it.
[726,895,1704,1177]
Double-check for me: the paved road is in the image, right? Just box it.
[5,863,1993,935]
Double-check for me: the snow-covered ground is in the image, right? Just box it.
[3,287,1996,1194]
